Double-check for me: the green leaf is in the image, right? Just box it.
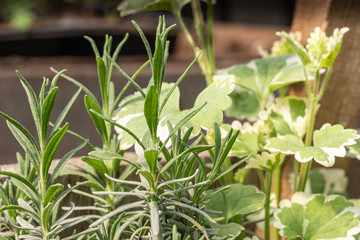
[204,183,265,224]
[309,169,326,195]
[115,79,234,148]
[347,139,360,160]
[313,123,358,149]
[144,86,159,141]
[267,96,309,138]
[144,150,159,175]
[16,71,42,142]
[245,152,283,173]
[84,95,108,142]
[96,57,108,111]
[276,32,311,65]
[308,168,348,195]
[88,150,139,169]
[42,123,68,178]
[320,28,349,67]
[81,157,108,177]
[225,88,260,120]
[159,144,212,176]
[266,124,359,167]
[0,171,38,203]
[268,110,294,136]
[274,192,360,239]
[50,87,81,139]
[210,223,244,239]
[220,54,306,107]
[119,0,191,16]
[288,97,307,122]
[215,124,259,158]
[181,77,234,132]
[49,140,88,186]
[44,183,63,206]
[0,112,40,172]
[41,87,58,144]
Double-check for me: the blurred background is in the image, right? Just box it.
[0,0,295,165]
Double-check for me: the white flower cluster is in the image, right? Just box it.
[306,27,349,68]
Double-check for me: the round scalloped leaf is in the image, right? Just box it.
[219,54,306,108]
[313,124,359,149]
[115,79,234,148]
[210,223,244,239]
[225,88,260,120]
[266,124,360,167]
[274,192,360,240]
[204,183,265,224]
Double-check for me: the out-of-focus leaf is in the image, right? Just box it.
[218,54,306,108]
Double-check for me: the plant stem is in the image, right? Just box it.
[175,12,208,82]
[265,171,273,240]
[271,163,283,240]
[293,160,298,193]
[207,0,215,77]
[318,67,332,101]
[297,68,321,192]
[257,170,266,194]
[150,200,162,240]
[191,0,213,85]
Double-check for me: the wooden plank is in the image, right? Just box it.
[318,0,360,198]
[291,0,332,39]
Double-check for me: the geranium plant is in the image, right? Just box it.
[1,1,359,240]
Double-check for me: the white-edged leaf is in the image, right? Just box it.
[314,123,359,150]
[218,54,306,107]
[266,124,359,167]
[274,192,360,240]
[115,79,234,148]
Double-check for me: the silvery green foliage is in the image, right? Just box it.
[66,17,242,240]
[86,124,240,239]
[114,78,234,149]
[51,33,142,236]
[266,124,359,167]
[274,192,360,240]
[0,72,87,239]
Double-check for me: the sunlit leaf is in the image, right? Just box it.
[217,54,306,108]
